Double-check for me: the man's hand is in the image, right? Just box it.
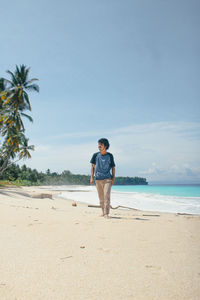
[90,164,95,185]
[111,167,115,186]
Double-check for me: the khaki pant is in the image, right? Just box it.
[95,179,112,215]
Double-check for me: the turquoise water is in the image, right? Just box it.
[112,184,200,197]
[51,184,200,214]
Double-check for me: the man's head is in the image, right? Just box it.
[98,138,110,151]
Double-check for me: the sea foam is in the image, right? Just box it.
[47,185,200,215]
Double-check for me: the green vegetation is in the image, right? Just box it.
[0,65,39,176]
[114,176,148,185]
[0,163,148,186]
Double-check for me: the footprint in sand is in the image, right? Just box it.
[28,223,42,226]
[98,247,110,253]
[145,265,162,270]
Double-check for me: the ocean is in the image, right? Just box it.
[112,184,200,197]
[49,184,200,215]
[111,184,200,214]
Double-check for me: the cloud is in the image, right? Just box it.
[139,163,200,183]
[41,121,200,142]
[21,121,200,183]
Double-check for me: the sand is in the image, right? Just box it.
[0,185,200,300]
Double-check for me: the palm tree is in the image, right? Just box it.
[0,128,35,176]
[2,64,39,125]
[0,78,8,110]
[0,64,39,175]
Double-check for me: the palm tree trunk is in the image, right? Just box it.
[0,157,9,176]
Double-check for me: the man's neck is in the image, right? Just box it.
[100,150,107,155]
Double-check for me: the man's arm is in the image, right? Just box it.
[90,164,95,185]
[111,167,115,185]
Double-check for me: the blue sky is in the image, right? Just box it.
[1,0,200,183]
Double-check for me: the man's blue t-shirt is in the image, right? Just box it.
[90,152,115,180]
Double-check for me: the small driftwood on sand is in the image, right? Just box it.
[31,193,53,199]
[88,204,139,211]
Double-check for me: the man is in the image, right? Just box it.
[90,138,115,218]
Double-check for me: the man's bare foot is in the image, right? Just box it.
[104,215,110,219]
[99,214,104,217]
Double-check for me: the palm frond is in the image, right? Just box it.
[3,79,15,88]
[23,91,31,111]
[21,113,33,123]
[0,78,7,91]
[15,65,22,84]
[25,84,39,93]
[25,78,39,85]
[24,66,30,80]
[6,70,18,86]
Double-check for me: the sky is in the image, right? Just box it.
[0,0,200,183]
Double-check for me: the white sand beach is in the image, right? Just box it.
[0,185,200,300]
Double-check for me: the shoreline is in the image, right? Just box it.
[56,190,200,216]
[1,184,200,216]
[0,185,200,299]
[39,184,200,215]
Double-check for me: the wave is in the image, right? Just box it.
[47,185,200,215]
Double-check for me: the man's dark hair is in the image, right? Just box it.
[98,138,110,150]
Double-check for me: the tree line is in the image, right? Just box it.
[0,164,148,186]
